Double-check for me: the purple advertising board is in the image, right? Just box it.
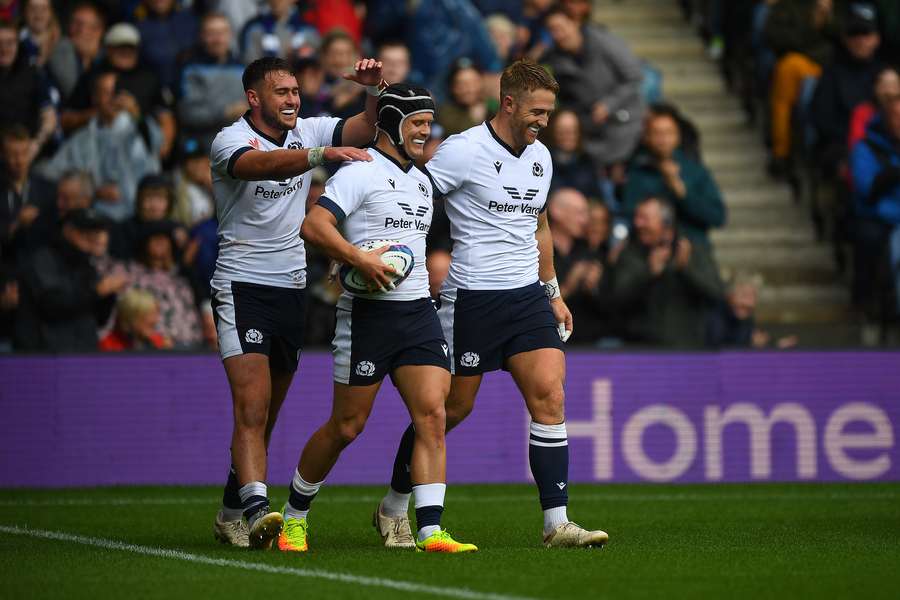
[1,352,898,487]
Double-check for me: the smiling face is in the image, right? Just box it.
[399,112,433,160]
[506,87,556,148]
[248,70,300,132]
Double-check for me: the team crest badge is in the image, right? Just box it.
[532,162,544,177]
[355,361,376,376]
[418,182,429,197]
[460,352,480,368]
[245,329,263,344]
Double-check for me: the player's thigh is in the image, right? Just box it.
[393,364,450,421]
[507,347,566,424]
[223,353,272,427]
[445,374,483,428]
[329,380,382,442]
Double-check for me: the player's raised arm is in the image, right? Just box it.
[218,57,374,182]
[230,146,371,182]
[338,58,386,147]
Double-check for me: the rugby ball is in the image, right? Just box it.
[339,239,415,294]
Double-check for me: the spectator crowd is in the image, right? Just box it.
[2,0,896,353]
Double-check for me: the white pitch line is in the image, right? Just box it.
[0,491,897,508]
[0,525,537,600]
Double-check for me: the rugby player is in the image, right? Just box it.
[210,56,386,550]
[375,60,609,548]
[276,83,476,554]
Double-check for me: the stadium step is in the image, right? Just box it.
[595,0,850,336]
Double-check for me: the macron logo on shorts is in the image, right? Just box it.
[355,361,375,376]
[460,352,480,368]
[245,329,263,344]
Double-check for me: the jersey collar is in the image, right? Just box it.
[243,111,289,147]
[485,121,525,159]
[373,145,414,173]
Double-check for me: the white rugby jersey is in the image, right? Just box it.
[427,121,552,290]
[318,147,433,301]
[209,113,343,288]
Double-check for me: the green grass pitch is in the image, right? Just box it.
[1,483,899,599]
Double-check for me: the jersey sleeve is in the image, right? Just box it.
[305,116,346,148]
[539,155,554,213]
[317,163,367,223]
[425,134,472,195]
[210,127,254,179]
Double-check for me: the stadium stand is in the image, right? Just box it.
[1,0,899,352]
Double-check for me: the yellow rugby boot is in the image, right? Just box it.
[277,512,309,552]
[415,529,477,553]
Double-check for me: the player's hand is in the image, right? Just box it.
[342,58,384,87]
[353,245,398,293]
[323,146,374,164]
[115,91,141,119]
[551,297,573,343]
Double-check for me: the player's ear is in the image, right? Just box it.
[501,94,515,114]
[246,89,259,109]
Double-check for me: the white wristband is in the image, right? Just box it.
[544,277,561,300]
[308,146,325,168]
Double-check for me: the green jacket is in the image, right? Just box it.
[622,148,726,246]
[611,240,724,348]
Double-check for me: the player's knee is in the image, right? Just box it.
[413,403,446,438]
[234,400,269,431]
[330,418,366,448]
[529,385,565,423]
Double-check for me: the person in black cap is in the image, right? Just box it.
[13,207,129,351]
[811,1,885,174]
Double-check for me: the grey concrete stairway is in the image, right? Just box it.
[594,0,855,343]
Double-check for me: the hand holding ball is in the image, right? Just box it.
[339,239,415,294]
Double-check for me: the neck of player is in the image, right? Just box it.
[489,115,525,155]
[376,133,412,169]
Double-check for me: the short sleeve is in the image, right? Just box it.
[318,162,367,222]
[425,134,471,195]
[304,116,345,148]
[210,127,253,179]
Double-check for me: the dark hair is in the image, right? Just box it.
[242,56,292,92]
[90,68,118,96]
[500,59,559,101]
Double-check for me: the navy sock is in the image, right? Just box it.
[222,464,242,510]
[528,422,569,510]
[415,505,444,530]
[389,423,415,494]
[239,481,269,521]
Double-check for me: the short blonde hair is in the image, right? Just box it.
[116,288,158,333]
[499,58,559,101]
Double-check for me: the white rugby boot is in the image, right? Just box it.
[213,509,249,548]
[543,522,609,548]
[372,502,416,549]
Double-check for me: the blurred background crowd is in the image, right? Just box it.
[0,0,898,354]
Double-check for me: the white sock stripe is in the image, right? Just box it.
[237,481,267,504]
[412,483,447,509]
[292,470,324,496]
[529,422,567,439]
[528,440,568,448]
[0,525,534,600]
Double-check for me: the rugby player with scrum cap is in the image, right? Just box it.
[276,84,476,554]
